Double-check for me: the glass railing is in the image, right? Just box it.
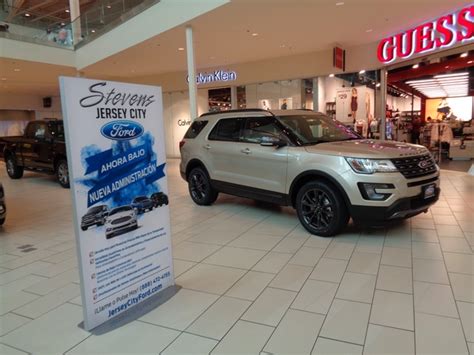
[0,0,159,49]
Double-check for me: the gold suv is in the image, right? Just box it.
[179,109,440,237]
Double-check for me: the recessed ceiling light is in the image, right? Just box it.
[376,83,381,87]
[445,65,450,69]
[251,33,258,37]
[359,69,366,74]
[25,13,30,17]
[336,1,345,5]
[106,5,111,8]
[365,29,373,33]
[178,47,185,51]
[61,22,65,26]
[13,68,20,72]
[329,74,335,77]
[412,64,419,69]
[280,44,286,48]
[468,60,473,64]
[460,52,468,58]
[65,9,70,13]
[91,29,96,33]
[1,78,6,81]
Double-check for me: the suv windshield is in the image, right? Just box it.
[110,206,132,215]
[87,206,105,213]
[277,114,360,145]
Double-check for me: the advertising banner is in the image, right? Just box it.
[59,77,174,331]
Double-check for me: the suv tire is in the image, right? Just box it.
[6,155,24,179]
[188,167,218,205]
[296,181,349,237]
[56,159,70,188]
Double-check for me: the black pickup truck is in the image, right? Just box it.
[1,120,69,188]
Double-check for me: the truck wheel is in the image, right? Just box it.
[296,181,349,237]
[56,159,70,188]
[5,155,24,179]
[188,167,218,205]
[0,218,4,226]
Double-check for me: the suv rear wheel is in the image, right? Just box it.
[188,167,218,205]
[296,181,349,237]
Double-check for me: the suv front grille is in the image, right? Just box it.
[111,216,132,225]
[391,154,437,179]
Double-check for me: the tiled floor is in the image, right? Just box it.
[0,159,473,354]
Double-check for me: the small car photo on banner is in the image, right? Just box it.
[59,77,174,331]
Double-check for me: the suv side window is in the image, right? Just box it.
[184,120,208,139]
[208,118,244,142]
[241,117,283,144]
[34,123,47,139]
[25,123,37,139]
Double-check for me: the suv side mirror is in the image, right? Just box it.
[260,136,287,148]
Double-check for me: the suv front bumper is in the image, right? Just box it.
[350,187,440,223]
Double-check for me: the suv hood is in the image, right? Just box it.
[304,139,428,159]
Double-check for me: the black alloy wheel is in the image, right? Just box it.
[56,159,70,188]
[296,181,349,237]
[6,155,24,179]
[188,167,218,206]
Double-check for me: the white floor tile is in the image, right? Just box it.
[411,218,435,229]
[186,296,250,340]
[444,252,474,275]
[211,320,273,354]
[436,225,465,238]
[457,301,474,342]
[225,271,274,301]
[347,252,381,275]
[263,309,324,355]
[139,289,218,331]
[320,299,371,345]
[304,236,332,249]
[439,237,473,254]
[229,233,283,251]
[0,313,31,337]
[412,228,439,243]
[272,237,307,253]
[1,303,89,354]
[24,268,79,296]
[370,290,414,331]
[0,344,28,355]
[173,259,197,277]
[291,279,338,315]
[323,242,355,260]
[176,263,246,295]
[450,273,474,302]
[68,322,179,354]
[336,272,376,303]
[412,241,443,260]
[269,264,312,292]
[376,265,413,294]
[381,247,412,268]
[289,246,325,267]
[364,324,415,355]
[251,252,292,274]
[415,312,468,354]
[310,258,348,283]
[312,337,362,354]
[242,287,296,326]
[414,281,458,318]
[162,333,218,355]
[203,246,266,270]
[413,258,450,284]
[173,241,222,262]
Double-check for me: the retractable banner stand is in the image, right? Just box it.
[59,77,174,331]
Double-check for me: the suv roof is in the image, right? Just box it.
[197,109,319,121]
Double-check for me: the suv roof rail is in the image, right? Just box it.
[199,108,273,118]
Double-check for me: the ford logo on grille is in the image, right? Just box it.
[101,120,144,141]
[418,160,430,169]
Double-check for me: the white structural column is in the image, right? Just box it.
[69,0,81,44]
[231,86,238,109]
[186,26,198,119]
[379,68,387,140]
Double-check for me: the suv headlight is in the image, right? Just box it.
[345,158,397,174]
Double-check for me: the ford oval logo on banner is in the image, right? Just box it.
[101,120,144,141]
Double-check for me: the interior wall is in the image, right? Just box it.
[0,93,62,122]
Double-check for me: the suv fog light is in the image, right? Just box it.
[358,183,394,201]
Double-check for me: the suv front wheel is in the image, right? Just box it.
[296,181,349,237]
[188,167,218,205]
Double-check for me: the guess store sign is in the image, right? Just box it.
[377,6,474,64]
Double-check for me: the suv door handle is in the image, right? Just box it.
[241,148,251,155]
[204,144,211,150]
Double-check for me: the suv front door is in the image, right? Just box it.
[238,116,289,193]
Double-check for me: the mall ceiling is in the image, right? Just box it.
[2,0,474,96]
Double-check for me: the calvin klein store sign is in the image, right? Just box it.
[186,70,237,85]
